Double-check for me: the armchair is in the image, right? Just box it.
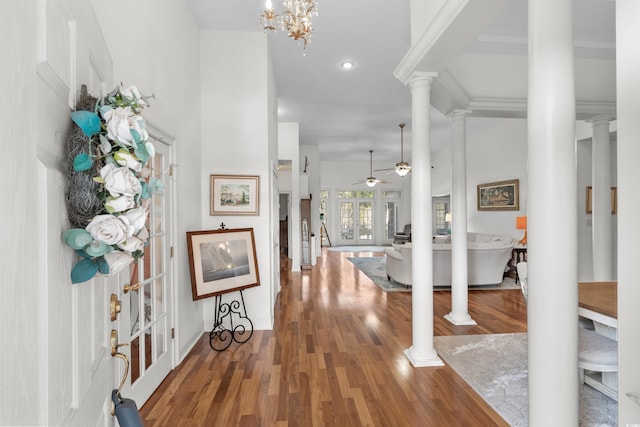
[394,224,411,244]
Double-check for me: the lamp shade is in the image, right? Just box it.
[445,213,452,223]
[516,216,527,230]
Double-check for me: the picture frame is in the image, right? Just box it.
[586,186,617,214]
[477,179,520,211]
[186,228,261,300]
[210,174,260,216]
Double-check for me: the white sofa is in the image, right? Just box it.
[384,232,518,287]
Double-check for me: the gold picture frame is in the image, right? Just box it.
[210,174,260,216]
[477,179,520,211]
[586,186,617,214]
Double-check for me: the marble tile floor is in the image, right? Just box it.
[434,333,617,426]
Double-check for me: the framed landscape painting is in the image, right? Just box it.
[210,174,260,215]
[477,179,520,211]
[186,228,261,300]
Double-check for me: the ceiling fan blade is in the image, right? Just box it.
[373,167,394,172]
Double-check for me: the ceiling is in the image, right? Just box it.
[185,0,616,165]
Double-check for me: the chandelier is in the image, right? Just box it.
[261,0,318,49]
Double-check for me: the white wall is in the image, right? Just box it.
[91,0,204,361]
[200,31,275,330]
[431,118,528,239]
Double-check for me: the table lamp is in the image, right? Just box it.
[516,216,527,245]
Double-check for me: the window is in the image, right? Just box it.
[382,190,401,239]
[433,195,450,235]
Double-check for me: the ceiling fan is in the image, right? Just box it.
[352,150,389,187]
[375,123,412,177]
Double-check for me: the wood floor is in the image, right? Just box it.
[140,248,528,426]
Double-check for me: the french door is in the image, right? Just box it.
[117,137,174,406]
[338,196,374,245]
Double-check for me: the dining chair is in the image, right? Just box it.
[516,261,527,300]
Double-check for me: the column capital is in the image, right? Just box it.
[447,109,472,123]
[587,115,615,127]
[408,72,438,89]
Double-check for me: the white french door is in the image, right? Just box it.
[338,199,374,245]
[117,138,174,406]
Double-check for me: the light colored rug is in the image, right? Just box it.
[348,256,521,292]
[434,333,618,426]
[328,245,388,252]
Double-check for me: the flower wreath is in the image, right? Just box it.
[62,84,162,284]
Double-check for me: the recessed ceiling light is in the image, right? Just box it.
[341,61,354,70]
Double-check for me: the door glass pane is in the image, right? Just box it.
[144,329,152,370]
[130,286,141,336]
[155,319,165,360]
[154,278,164,320]
[129,263,141,335]
[131,335,140,383]
[359,202,372,240]
[143,242,151,281]
[340,202,354,240]
[154,236,164,277]
[143,282,151,327]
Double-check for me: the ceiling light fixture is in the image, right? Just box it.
[394,123,412,177]
[261,0,318,50]
[341,61,354,70]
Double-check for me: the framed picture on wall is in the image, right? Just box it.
[210,174,260,215]
[477,179,520,211]
[186,228,261,300]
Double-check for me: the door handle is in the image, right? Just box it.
[110,294,121,321]
[123,282,141,294]
[110,330,129,357]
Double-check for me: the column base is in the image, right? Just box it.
[404,346,444,367]
[444,312,477,326]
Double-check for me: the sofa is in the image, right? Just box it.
[384,232,518,287]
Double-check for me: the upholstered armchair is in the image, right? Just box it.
[393,224,411,244]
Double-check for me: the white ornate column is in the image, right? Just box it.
[528,0,579,425]
[445,109,475,325]
[404,71,443,367]
[590,116,614,281]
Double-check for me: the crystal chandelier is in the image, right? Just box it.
[261,0,318,49]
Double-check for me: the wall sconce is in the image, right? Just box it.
[516,216,527,245]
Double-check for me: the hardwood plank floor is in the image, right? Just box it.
[140,248,527,426]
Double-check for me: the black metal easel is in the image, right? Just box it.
[209,289,254,351]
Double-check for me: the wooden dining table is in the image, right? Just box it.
[578,281,617,329]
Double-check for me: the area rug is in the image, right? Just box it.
[328,245,388,252]
[348,256,521,292]
[433,333,618,426]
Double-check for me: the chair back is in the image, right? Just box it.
[517,261,528,300]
